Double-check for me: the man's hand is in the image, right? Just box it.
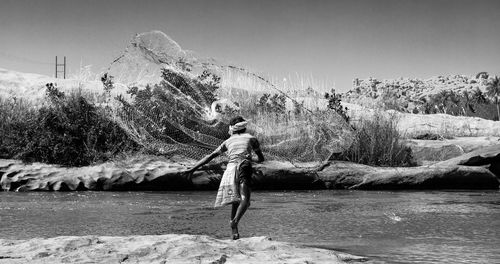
[184,168,196,181]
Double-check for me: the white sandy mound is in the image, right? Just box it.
[0,234,367,264]
[0,68,128,101]
[343,102,500,137]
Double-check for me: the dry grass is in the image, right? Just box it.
[0,63,414,166]
[0,87,138,166]
[340,111,415,167]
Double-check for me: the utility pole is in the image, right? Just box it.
[55,56,66,79]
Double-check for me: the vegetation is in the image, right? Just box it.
[339,112,415,167]
[116,67,227,159]
[325,89,349,123]
[101,73,115,93]
[256,93,287,115]
[0,83,138,166]
[113,64,416,166]
[486,76,500,121]
[0,59,418,167]
[351,74,499,121]
[418,88,496,120]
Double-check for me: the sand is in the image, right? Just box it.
[0,234,368,264]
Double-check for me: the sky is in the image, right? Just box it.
[1,0,499,91]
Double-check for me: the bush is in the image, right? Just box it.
[256,93,287,115]
[0,85,138,166]
[325,89,349,122]
[116,67,227,159]
[340,112,415,167]
[0,98,38,160]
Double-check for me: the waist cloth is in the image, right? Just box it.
[214,159,252,208]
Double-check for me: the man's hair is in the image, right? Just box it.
[229,116,246,133]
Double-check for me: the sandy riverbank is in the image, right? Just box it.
[0,234,368,264]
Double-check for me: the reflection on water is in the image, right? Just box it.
[1,190,499,263]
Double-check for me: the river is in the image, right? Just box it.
[0,190,499,263]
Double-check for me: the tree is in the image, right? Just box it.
[433,90,459,114]
[472,87,488,104]
[486,76,500,121]
[461,91,474,115]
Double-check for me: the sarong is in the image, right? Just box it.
[214,162,241,207]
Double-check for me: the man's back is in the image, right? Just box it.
[219,133,259,163]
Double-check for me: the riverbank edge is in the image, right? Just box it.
[0,234,369,264]
[1,145,499,191]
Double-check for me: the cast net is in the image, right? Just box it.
[114,63,353,165]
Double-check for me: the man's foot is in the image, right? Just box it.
[232,233,240,240]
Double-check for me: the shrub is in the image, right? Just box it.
[0,98,38,160]
[0,85,138,166]
[325,89,349,122]
[340,112,415,167]
[256,93,287,115]
[116,67,226,159]
[101,73,115,93]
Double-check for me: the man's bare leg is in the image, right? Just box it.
[230,202,239,238]
[231,182,251,236]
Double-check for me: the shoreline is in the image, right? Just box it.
[0,234,369,264]
[1,144,499,192]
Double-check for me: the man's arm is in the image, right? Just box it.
[186,151,221,173]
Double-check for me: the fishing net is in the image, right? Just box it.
[113,64,353,165]
[107,31,353,164]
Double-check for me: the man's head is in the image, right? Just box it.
[229,116,247,134]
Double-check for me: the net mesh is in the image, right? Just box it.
[113,63,353,165]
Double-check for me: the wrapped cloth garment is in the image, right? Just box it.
[214,161,244,207]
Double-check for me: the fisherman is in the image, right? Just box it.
[186,116,265,240]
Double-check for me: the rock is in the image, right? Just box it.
[409,144,465,164]
[0,234,367,264]
[252,161,324,189]
[2,148,500,192]
[346,165,497,190]
[344,103,500,137]
[0,157,217,192]
[405,137,500,164]
[342,75,488,113]
[316,162,377,189]
[406,136,500,153]
[0,159,325,192]
[316,161,498,190]
[434,144,500,167]
[396,113,500,138]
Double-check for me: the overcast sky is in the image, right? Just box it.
[1,0,499,91]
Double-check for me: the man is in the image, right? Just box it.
[186,116,265,240]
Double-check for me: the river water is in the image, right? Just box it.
[0,190,499,263]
